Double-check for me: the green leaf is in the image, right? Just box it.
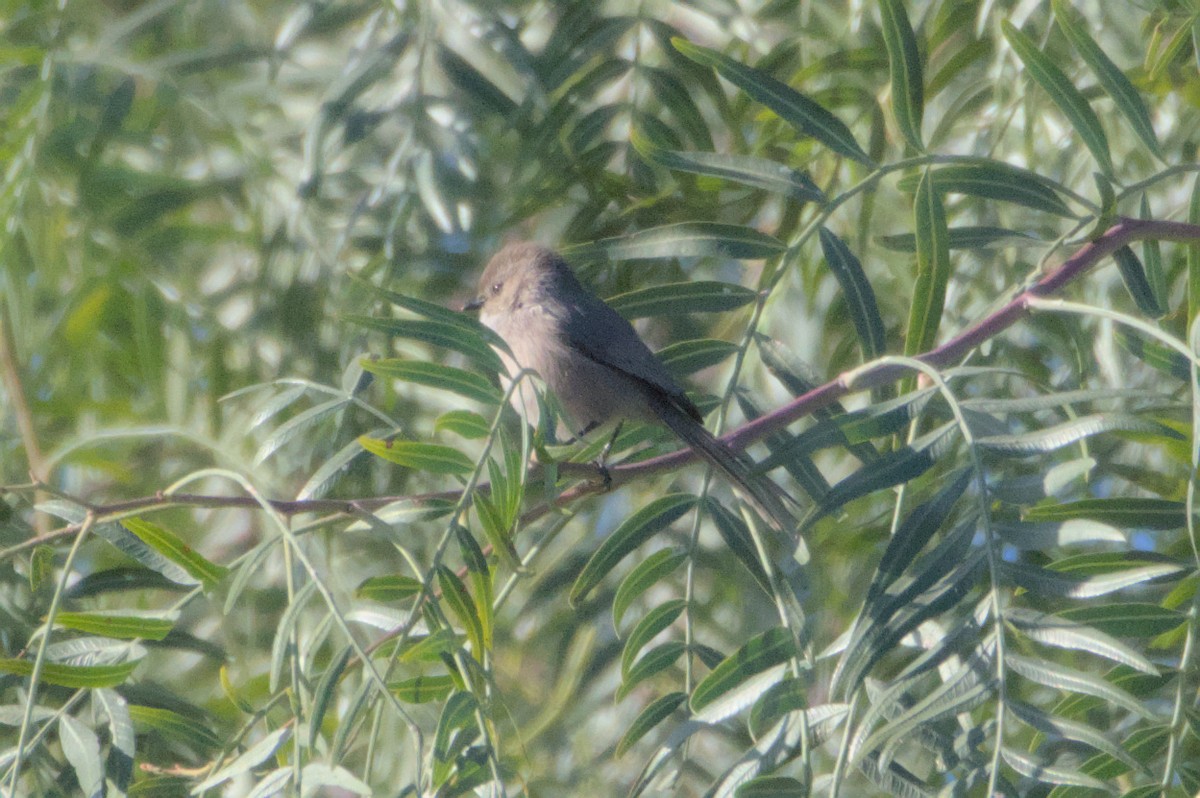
[356,574,422,602]
[1114,327,1190,382]
[1024,497,1186,529]
[615,691,686,757]
[361,358,501,404]
[434,409,492,440]
[818,227,886,359]
[878,0,925,150]
[0,658,138,689]
[1002,745,1110,791]
[1007,608,1159,675]
[690,627,795,712]
[390,674,456,703]
[617,642,687,700]
[657,338,739,378]
[977,413,1182,455]
[189,723,286,792]
[1003,559,1185,599]
[309,645,352,748]
[359,437,474,476]
[1111,245,1167,318]
[906,168,950,356]
[563,222,786,261]
[570,494,696,605]
[1052,0,1161,158]
[1139,196,1168,314]
[344,315,502,372]
[1057,602,1185,638]
[613,548,687,631]
[895,162,1074,216]
[1007,699,1143,775]
[120,518,227,591]
[606,280,757,319]
[53,611,174,641]
[437,565,484,656]
[622,599,687,678]
[1002,20,1113,174]
[671,38,873,165]
[632,128,823,201]
[877,225,1040,251]
[126,704,221,753]
[734,776,809,797]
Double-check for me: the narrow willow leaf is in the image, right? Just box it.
[1024,497,1185,529]
[0,658,138,688]
[191,725,290,792]
[563,222,785,261]
[570,494,696,605]
[1004,560,1185,598]
[1139,197,1168,314]
[1007,699,1142,774]
[1061,724,1171,791]
[362,278,478,326]
[434,409,491,440]
[433,691,478,765]
[310,645,352,747]
[617,641,687,700]
[643,65,713,150]
[437,566,484,656]
[391,674,456,703]
[1002,745,1109,790]
[1007,653,1159,716]
[121,518,227,591]
[345,315,502,372]
[127,704,220,754]
[606,280,757,319]
[868,469,972,601]
[657,338,738,377]
[359,437,474,476]
[1057,602,1184,638]
[270,579,316,693]
[1191,174,1200,329]
[613,548,687,631]
[96,688,134,790]
[60,715,103,798]
[737,392,831,502]
[1002,20,1113,174]
[995,519,1126,549]
[748,677,808,738]
[622,600,687,678]
[53,611,174,642]
[732,776,808,797]
[1112,245,1167,318]
[1114,327,1189,382]
[361,358,501,404]
[811,421,955,525]
[1007,608,1159,675]
[693,663,790,726]
[1052,0,1161,158]
[977,413,1182,456]
[895,162,1074,216]
[671,38,873,164]
[707,711,810,798]
[877,225,1039,251]
[95,523,197,587]
[707,498,773,596]
[632,129,823,200]
[254,396,353,466]
[878,0,925,150]
[297,435,371,501]
[819,227,886,359]
[906,168,950,357]
[690,627,795,712]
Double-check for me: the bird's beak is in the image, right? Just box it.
[462,297,483,313]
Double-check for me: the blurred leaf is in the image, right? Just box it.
[1002,20,1113,174]
[356,574,422,602]
[671,38,873,164]
[435,410,492,440]
[190,724,287,792]
[437,565,485,657]
[633,128,823,201]
[1111,245,1167,318]
[1024,498,1185,529]
[346,315,502,372]
[52,611,174,641]
[877,225,1039,251]
[59,715,103,798]
[621,599,686,679]
[657,338,739,377]
[615,691,686,757]
[617,642,687,700]
[564,223,786,261]
[607,281,757,318]
[1057,603,1184,638]
[391,674,456,704]
[977,413,1182,455]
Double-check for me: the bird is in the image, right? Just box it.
[464,241,795,533]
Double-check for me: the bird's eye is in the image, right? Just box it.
[490,282,502,295]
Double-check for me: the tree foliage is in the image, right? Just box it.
[2,1,1200,795]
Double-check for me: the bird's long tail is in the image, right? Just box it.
[647,393,796,535]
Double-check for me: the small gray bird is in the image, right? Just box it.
[464,241,794,532]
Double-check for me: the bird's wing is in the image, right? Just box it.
[561,291,703,421]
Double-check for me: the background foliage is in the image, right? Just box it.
[3,0,1200,795]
